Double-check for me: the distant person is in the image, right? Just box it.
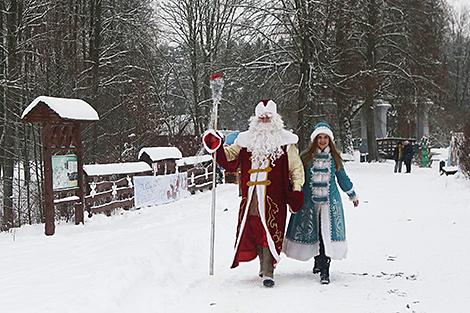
[393,141,404,173]
[283,122,359,284]
[420,136,430,167]
[439,160,446,175]
[403,141,414,173]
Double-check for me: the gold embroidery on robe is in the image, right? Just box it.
[265,196,282,244]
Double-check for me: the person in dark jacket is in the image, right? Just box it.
[393,142,403,173]
[403,141,414,173]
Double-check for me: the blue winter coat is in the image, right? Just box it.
[285,156,356,246]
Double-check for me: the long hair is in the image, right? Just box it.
[300,137,343,171]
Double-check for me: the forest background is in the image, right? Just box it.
[1,0,470,229]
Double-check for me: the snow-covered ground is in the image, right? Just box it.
[1,161,470,313]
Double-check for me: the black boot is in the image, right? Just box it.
[263,277,275,288]
[312,255,321,274]
[319,257,331,284]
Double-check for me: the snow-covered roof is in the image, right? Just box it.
[375,102,391,107]
[341,153,355,162]
[175,154,212,167]
[83,162,152,176]
[21,96,99,121]
[138,147,183,162]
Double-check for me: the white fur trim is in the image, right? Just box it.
[235,129,298,148]
[282,238,318,261]
[310,127,334,142]
[255,100,277,117]
[320,203,347,259]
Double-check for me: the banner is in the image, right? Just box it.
[133,173,189,208]
[52,154,78,191]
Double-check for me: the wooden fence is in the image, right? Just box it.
[176,155,214,194]
[52,156,215,218]
[82,161,152,216]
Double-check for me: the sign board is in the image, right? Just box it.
[52,154,78,190]
[133,172,189,208]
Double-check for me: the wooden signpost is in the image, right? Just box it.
[21,96,99,235]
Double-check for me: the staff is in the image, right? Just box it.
[207,73,224,275]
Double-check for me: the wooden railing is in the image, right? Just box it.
[185,164,214,193]
[82,162,153,216]
[176,155,214,194]
[52,155,216,219]
[80,156,215,216]
[84,176,137,215]
[53,188,81,222]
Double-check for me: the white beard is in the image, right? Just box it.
[246,113,286,166]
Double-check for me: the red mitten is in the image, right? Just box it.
[287,190,304,213]
[202,129,222,153]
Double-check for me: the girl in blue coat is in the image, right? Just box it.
[283,122,359,284]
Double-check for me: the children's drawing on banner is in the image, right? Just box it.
[133,173,189,208]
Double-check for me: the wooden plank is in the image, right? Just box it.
[87,177,130,192]
[91,198,134,215]
[54,188,79,198]
[85,187,134,205]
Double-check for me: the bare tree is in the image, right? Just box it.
[158,0,247,136]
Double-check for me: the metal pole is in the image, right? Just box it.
[208,73,223,275]
[209,152,217,275]
[209,94,219,276]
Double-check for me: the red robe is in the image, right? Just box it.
[216,130,299,268]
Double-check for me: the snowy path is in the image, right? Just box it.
[1,162,470,313]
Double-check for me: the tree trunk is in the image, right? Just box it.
[337,100,354,155]
[2,0,19,230]
[334,1,355,154]
[297,60,309,150]
[364,91,377,161]
[89,0,102,162]
[24,125,31,225]
[364,0,378,161]
[0,1,4,204]
[33,127,43,223]
[295,0,313,151]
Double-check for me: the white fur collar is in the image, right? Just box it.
[316,146,331,154]
[235,129,298,148]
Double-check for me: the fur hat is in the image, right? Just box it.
[310,121,334,142]
[255,99,277,117]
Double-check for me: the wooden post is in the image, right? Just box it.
[42,124,55,235]
[74,123,85,224]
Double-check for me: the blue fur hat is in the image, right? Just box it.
[310,122,334,142]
